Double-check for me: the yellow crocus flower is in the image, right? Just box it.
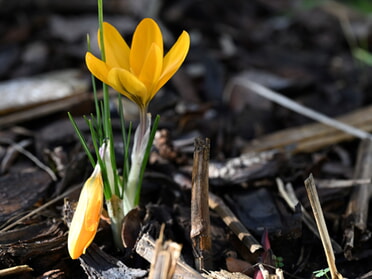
[68,164,103,259]
[85,18,190,109]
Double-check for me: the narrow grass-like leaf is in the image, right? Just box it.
[353,47,372,66]
[89,113,102,146]
[98,0,105,63]
[85,116,112,200]
[97,0,120,197]
[87,34,102,139]
[107,117,120,196]
[118,94,131,188]
[68,112,95,167]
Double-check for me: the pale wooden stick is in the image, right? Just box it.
[304,174,343,279]
[227,78,371,140]
[316,178,371,188]
[0,265,33,277]
[208,191,262,254]
[276,178,342,253]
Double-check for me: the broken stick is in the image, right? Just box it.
[208,191,262,254]
[304,174,343,279]
[136,233,203,279]
[148,224,183,279]
[190,137,213,271]
[276,178,342,254]
[344,138,372,259]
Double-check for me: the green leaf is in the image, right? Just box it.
[118,94,132,191]
[313,267,330,278]
[68,112,95,167]
[353,47,372,66]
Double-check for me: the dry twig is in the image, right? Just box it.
[190,137,213,271]
[0,138,57,181]
[208,191,262,254]
[226,78,371,140]
[315,178,371,189]
[276,178,342,253]
[344,139,372,259]
[304,174,344,279]
[0,265,33,277]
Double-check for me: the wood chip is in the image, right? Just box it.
[0,69,90,127]
[0,170,52,224]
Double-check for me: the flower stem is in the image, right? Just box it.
[106,195,124,251]
[123,154,142,215]
[137,106,148,152]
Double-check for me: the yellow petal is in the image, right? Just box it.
[108,68,148,107]
[68,167,103,259]
[138,43,163,98]
[84,175,103,231]
[85,52,111,84]
[99,22,130,70]
[130,18,163,77]
[154,31,190,95]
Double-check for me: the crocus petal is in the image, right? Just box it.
[130,18,163,77]
[154,31,190,95]
[68,166,103,259]
[85,52,111,84]
[99,22,130,70]
[108,68,148,107]
[138,43,163,99]
[85,18,189,110]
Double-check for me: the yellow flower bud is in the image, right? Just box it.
[68,165,103,259]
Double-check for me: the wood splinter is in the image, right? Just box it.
[136,233,203,279]
[148,224,183,279]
